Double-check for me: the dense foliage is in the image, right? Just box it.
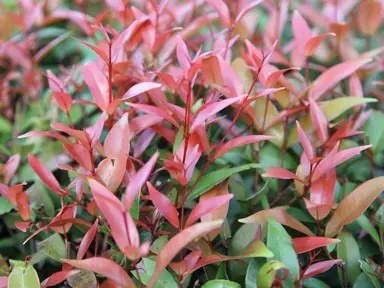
[0,0,384,287]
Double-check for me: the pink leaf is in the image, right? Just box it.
[47,70,65,92]
[121,82,162,100]
[128,103,178,127]
[349,73,363,98]
[104,113,130,159]
[176,38,191,74]
[213,135,274,159]
[63,143,93,171]
[77,219,99,260]
[147,220,223,287]
[296,121,314,161]
[106,0,125,12]
[304,33,335,57]
[63,258,135,287]
[303,259,341,279]
[206,0,231,27]
[28,154,62,194]
[292,10,312,45]
[53,91,72,113]
[309,97,328,144]
[185,194,233,227]
[312,145,372,181]
[292,236,340,254]
[263,167,303,182]
[3,154,20,184]
[80,41,109,63]
[235,0,264,23]
[147,182,180,229]
[124,152,159,210]
[309,58,372,100]
[83,62,109,111]
[191,96,244,132]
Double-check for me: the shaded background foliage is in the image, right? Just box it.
[0,0,383,287]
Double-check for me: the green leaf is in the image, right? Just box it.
[359,260,383,288]
[364,110,384,153]
[257,260,287,288]
[38,233,66,262]
[132,258,178,288]
[202,279,241,288]
[188,163,260,200]
[8,261,40,288]
[353,272,376,288]
[0,197,15,215]
[0,254,10,276]
[267,217,300,281]
[303,278,330,288]
[356,214,381,247]
[246,259,260,288]
[26,182,55,217]
[0,116,12,134]
[216,263,229,280]
[337,231,361,284]
[130,194,140,220]
[320,97,377,121]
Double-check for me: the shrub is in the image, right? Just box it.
[0,0,383,287]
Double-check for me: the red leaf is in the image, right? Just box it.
[124,152,159,210]
[263,167,303,182]
[191,96,244,132]
[176,38,191,74]
[309,58,372,100]
[104,113,130,159]
[18,130,71,144]
[206,0,231,27]
[312,144,371,181]
[83,62,109,111]
[41,270,79,287]
[296,121,314,161]
[128,103,178,127]
[77,219,99,260]
[147,220,223,287]
[292,236,340,254]
[121,82,162,100]
[47,70,65,92]
[130,115,163,137]
[50,205,76,234]
[214,135,274,159]
[3,154,20,184]
[53,91,72,113]
[304,33,335,57]
[28,154,62,194]
[63,258,135,287]
[308,169,336,219]
[51,123,90,149]
[80,41,109,63]
[16,192,30,221]
[185,194,233,227]
[303,259,341,279]
[309,97,328,144]
[147,182,180,229]
[63,143,93,171]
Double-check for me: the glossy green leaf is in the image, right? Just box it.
[202,279,241,288]
[364,110,384,153]
[359,260,383,288]
[303,278,330,288]
[0,197,14,216]
[38,233,66,262]
[356,214,381,247]
[8,260,40,288]
[132,258,178,288]
[337,232,360,284]
[188,163,260,200]
[246,259,261,288]
[267,217,300,281]
[353,272,376,288]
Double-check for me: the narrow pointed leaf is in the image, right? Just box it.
[303,260,341,279]
[147,182,180,229]
[63,258,135,288]
[292,237,340,254]
[104,113,130,159]
[77,219,98,260]
[121,82,162,100]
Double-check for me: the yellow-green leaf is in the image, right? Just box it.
[257,260,288,288]
[8,261,40,288]
[325,177,384,237]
